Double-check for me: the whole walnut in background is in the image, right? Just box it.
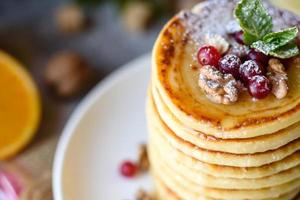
[122,1,153,33]
[45,51,97,98]
[55,4,87,34]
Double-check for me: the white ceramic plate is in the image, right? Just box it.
[53,54,152,200]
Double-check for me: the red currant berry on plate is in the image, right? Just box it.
[120,160,138,178]
[239,60,265,83]
[248,75,271,99]
[233,30,244,44]
[247,49,269,66]
[219,54,241,79]
[197,45,221,67]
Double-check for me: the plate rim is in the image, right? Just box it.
[52,53,151,200]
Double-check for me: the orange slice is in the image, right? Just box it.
[0,51,41,159]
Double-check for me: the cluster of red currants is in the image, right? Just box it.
[197,31,271,99]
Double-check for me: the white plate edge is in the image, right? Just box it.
[52,53,151,200]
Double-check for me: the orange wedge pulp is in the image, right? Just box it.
[0,51,41,159]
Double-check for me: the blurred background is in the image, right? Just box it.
[0,0,299,200]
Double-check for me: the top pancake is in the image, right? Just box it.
[152,0,300,138]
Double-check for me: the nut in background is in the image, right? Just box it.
[55,3,87,34]
[44,51,98,98]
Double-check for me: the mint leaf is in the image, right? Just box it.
[234,0,273,44]
[262,27,298,45]
[243,32,259,45]
[269,43,299,59]
[234,0,299,59]
[251,40,273,54]
[251,27,299,58]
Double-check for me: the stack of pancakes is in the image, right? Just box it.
[146,1,300,199]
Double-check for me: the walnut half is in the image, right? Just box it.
[198,65,239,104]
[204,34,229,54]
[267,58,288,99]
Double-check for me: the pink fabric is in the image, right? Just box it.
[0,169,22,200]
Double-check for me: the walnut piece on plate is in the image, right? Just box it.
[136,188,153,200]
[138,144,149,172]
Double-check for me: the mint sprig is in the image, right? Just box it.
[269,43,299,59]
[234,0,299,59]
[251,27,299,58]
[234,0,273,45]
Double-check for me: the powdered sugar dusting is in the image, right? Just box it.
[226,20,242,34]
[179,0,300,47]
[266,2,300,31]
[179,0,236,46]
[228,40,250,57]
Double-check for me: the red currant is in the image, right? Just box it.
[239,60,265,83]
[218,54,241,79]
[120,160,138,178]
[233,30,244,44]
[248,75,271,99]
[197,45,221,67]
[247,49,269,66]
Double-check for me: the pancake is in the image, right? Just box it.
[154,176,300,200]
[150,139,300,190]
[155,178,180,200]
[148,0,300,198]
[152,0,300,139]
[151,118,300,179]
[151,86,300,154]
[147,95,300,167]
[152,119,300,180]
[150,144,300,200]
